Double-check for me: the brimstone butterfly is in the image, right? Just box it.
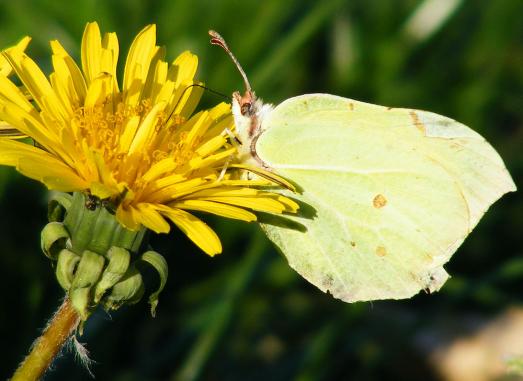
[209,31,516,303]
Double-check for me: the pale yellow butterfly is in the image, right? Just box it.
[209,31,516,302]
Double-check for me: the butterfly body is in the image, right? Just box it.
[231,90,273,167]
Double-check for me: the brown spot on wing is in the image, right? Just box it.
[373,194,387,208]
[409,111,426,133]
[350,241,356,247]
[376,246,387,257]
[348,102,354,111]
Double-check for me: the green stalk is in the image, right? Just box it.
[11,298,80,381]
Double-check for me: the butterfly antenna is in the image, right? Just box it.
[209,30,252,93]
[164,83,229,124]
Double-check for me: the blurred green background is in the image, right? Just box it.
[0,0,521,380]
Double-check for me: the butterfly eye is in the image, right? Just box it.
[240,102,252,116]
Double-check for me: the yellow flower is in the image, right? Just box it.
[0,22,297,256]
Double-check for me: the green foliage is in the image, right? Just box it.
[0,0,521,380]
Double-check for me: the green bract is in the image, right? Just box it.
[41,192,168,320]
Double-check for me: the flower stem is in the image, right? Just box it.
[11,297,80,381]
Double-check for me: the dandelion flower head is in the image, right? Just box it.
[0,22,297,255]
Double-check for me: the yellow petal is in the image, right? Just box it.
[141,158,177,182]
[101,31,119,91]
[172,199,257,222]
[84,73,113,109]
[0,140,87,191]
[156,205,222,256]
[173,82,204,118]
[189,187,261,198]
[49,72,74,115]
[116,204,141,231]
[196,135,227,157]
[189,147,236,170]
[0,120,25,139]
[196,195,287,213]
[185,110,210,145]
[0,102,65,159]
[146,173,187,190]
[142,47,167,101]
[118,115,141,153]
[149,58,179,106]
[92,150,121,195]
[0,137,54,165]
[147,178,208,203]
[171,51,198,87]
[275,195,299,213]
[0,36,31,77]
[4,51,70,123]
[0,70,35,113]
[90,181,119,199]
[123,24,157,106]
[136,203,170,233]
[51,40,87,105]
[128,101,166,154]
[231,164,296,192]
[81,22,102,85]
[205,109,234,140]
[166,51,202,118]
[17,156,88,191]
[188,186,298,213]
[215,179,274,187]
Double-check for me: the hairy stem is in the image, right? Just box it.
[11,297,80,381]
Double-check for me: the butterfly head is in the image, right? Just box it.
[234,90,256,117]
[209,30,267,140]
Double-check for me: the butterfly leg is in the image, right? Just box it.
[221,127,242,147]
[215,128,242,182]
[217,154,234,181]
